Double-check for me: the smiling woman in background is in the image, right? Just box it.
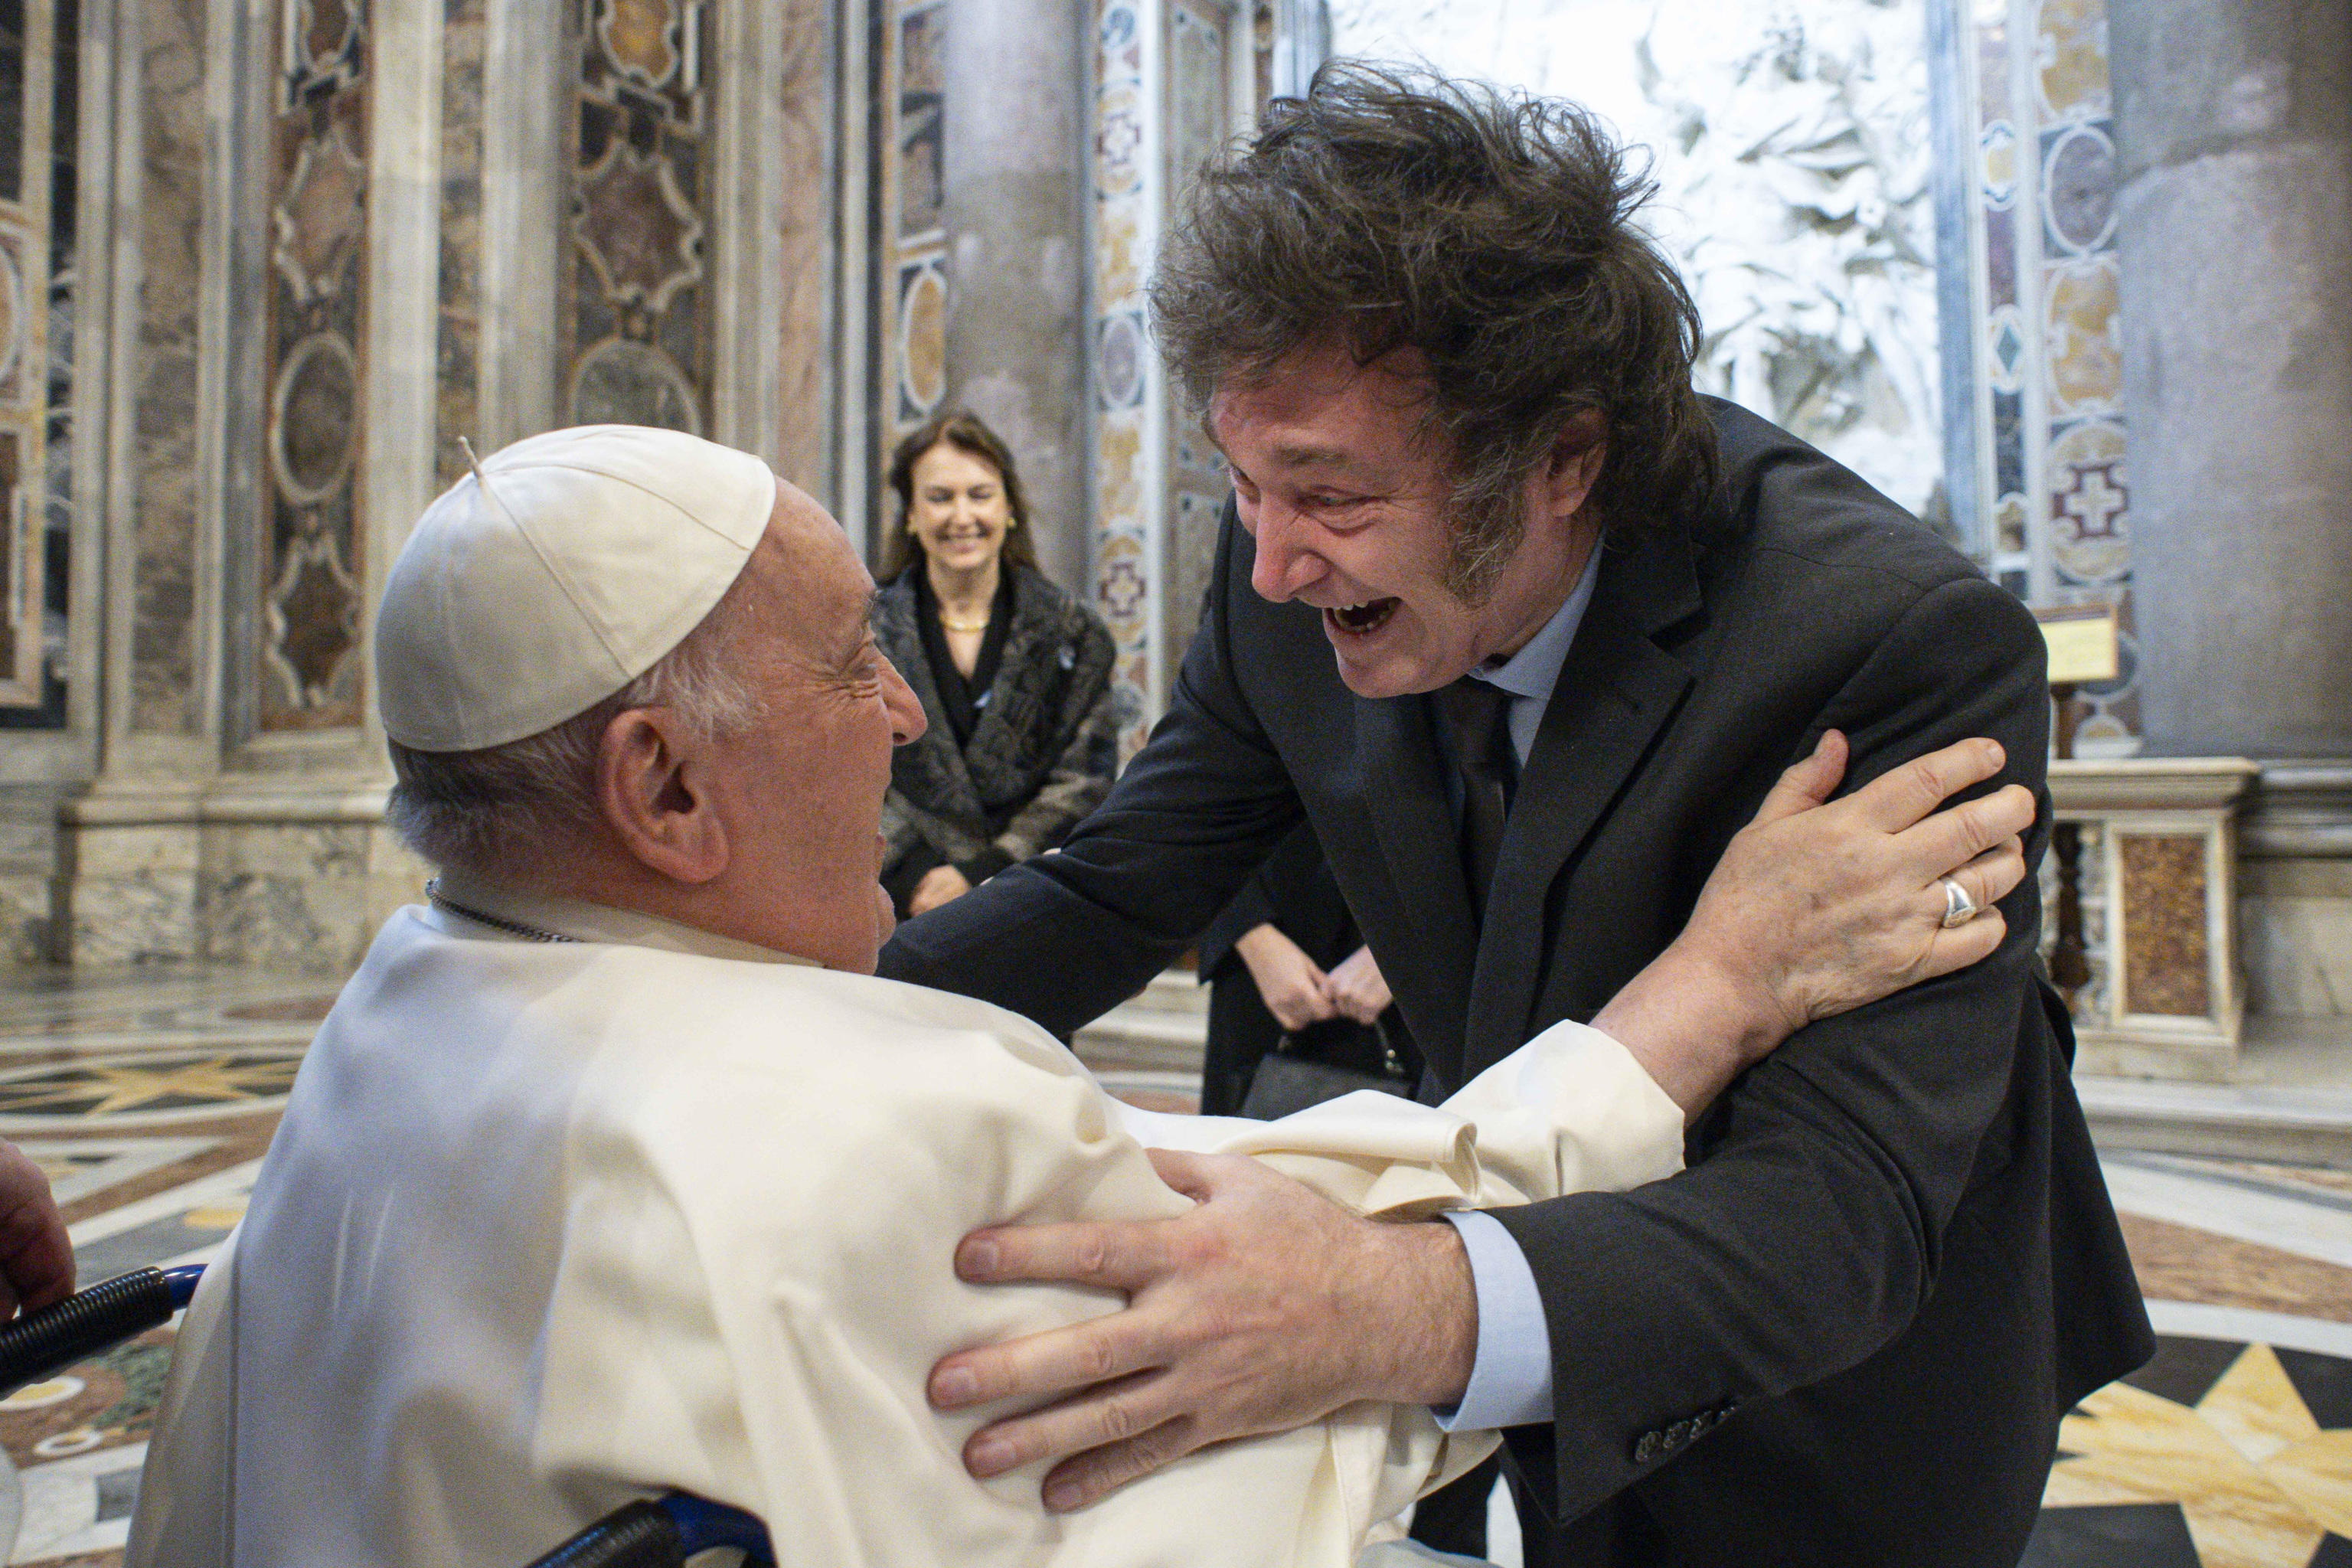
[874,410,1119,920]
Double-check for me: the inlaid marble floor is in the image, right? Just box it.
[0,967,2348,1567]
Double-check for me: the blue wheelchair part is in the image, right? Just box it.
[0,1263,203,1395]
[528,1492,776,1566]
[0,1265,777,1568]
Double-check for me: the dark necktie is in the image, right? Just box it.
[1432,678,1516,918]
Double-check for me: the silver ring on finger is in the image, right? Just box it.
[1939,877,1980,929]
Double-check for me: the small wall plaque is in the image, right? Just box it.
[2035,604,2121,686]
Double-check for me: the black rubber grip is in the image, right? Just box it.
[525,1501,688,1568]
[0,1266,176,1396]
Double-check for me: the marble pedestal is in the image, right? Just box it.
[51,784,426,975]
[2239,764,2352,1026]
[2050,758,2259,1081]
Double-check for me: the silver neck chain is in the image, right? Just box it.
[426,878,580,944]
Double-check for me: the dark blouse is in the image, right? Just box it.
[912,567,1017,750]
[872,561,1120,920]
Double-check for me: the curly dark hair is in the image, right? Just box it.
[879,408,1040,581]
[1151,62,1718,601]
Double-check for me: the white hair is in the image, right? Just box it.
[385,581,764,877]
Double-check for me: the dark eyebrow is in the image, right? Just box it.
[1269,445,1357,470]
[1202,430,1355,475]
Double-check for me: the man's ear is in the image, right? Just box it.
[1543,409,1609,523]
[596,708,730,885]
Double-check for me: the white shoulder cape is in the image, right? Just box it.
[128,907,1682,1567]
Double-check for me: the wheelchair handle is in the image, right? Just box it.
[0,1264,204,1396]
[526,1492,773,1568]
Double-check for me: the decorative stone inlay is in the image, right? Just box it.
[2048,420,2129,583]
[2036,0,2112,120]
[897,4,946,239]
[433,0,484,488]
[2122,834,2213,1019]
[1096,311,1145,410]
[2050,759,2257,1080]
[2046,260,2122,416]
[259,0,369,733]
[267,332,358,504]
[600,0,682,89]
[0,0,64,718]
[2045,1338,2352,1566]
[570,335,701,435]
[263,529,360,709]
[566,0,711,433]
[897,263,947,415]
[0,1048,302,1128]
[270,129,367,305]
[0,234,21,405]
[575,142,704,312]
[296,0,359,80]
[871,0,948,472]
[1948,0,2140,745]
[2043,122,2118,254]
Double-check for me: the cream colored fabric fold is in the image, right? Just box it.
[129,907,1681,1567]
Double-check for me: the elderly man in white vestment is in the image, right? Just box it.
[125,425,2028,1568]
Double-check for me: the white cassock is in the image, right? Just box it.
[126,882,1684,1568]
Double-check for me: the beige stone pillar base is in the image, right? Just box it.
[2050,758,2258,1082]
[53,784,426,976]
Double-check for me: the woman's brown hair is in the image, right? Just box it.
[880,409,1040,580]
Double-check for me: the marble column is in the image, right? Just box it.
[2109,0,2352,759]
[940,0,1090,592]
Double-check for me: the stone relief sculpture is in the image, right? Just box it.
[1326,0,1945,527]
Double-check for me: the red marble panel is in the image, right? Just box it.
[2121,833,2212,1019]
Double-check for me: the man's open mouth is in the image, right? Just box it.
[1327,599,1399,636]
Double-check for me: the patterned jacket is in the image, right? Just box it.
[874,564,1119,880]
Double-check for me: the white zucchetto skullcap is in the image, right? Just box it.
[377,425,776,753]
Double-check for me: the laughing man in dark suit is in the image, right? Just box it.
[881,65,2152,1566]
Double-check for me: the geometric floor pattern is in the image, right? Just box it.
[0,968,319,1566]
[3,965,2350,1567]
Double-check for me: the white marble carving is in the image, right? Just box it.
[1325,0,1945,521]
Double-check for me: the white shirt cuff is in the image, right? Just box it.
[1430,1208,1553,1431]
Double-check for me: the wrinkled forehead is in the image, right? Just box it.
[1207,341,1449,478]
[754,482,877,642]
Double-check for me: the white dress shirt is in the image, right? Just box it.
[1433,542,1610,1432]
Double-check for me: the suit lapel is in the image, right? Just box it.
[1464,533,1704,1070]
[1352,691,1481,1089]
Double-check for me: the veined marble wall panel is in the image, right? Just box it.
[0,0,70,720]
[871,0,948,505]
[773,0,831,491]
[434,0,483,488]
[1089,0,1262,756]
[129,0,206,734]
[1951,0,2138,750]
[1158,0,1230,692]
[564,0,715,436]
[1091,0,1157,758]
[257,0,371,733]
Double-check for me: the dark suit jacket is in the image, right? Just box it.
[880,401,2152,1565]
